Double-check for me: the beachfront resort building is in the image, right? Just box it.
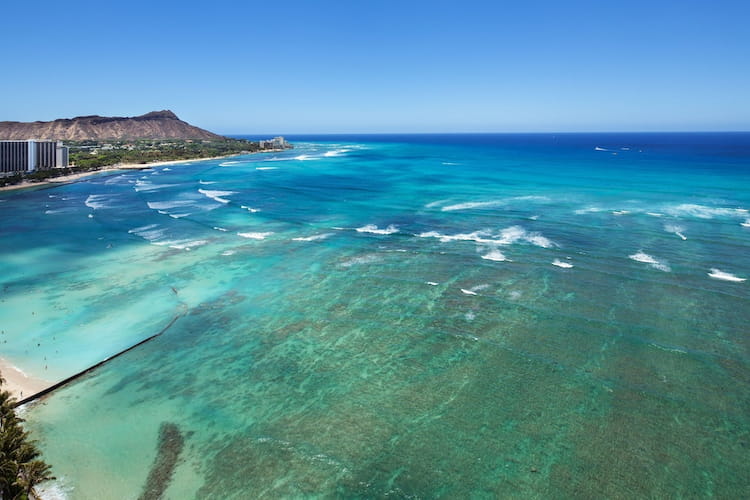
[0,140,69,175]
[258,136,291,150]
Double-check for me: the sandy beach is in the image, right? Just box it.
[0,358,51,402]
[0,154,239,193]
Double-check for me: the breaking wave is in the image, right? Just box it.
[629,251,671,272]
[707,268,746,282]
[356,224,399,235]
[199,189,236,204]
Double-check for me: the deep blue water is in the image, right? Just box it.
[1,133,749,498]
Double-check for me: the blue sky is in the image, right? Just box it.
[2,0,748,133]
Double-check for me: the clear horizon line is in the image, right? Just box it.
[224,130,750,136]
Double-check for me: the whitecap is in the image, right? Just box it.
[134,180,178,192]
[707,268,746,282]
[426,282,439,286]
[168,213,190,219]
[665,203,748,220]
[552,259,574,268]
[465,311,476,321]
[418,226,554,248]
[84,194,115,210]
[292,233,333,242]
[221,250,236,256]
[741,219,750,228]
[155,239,208,250]
[612,210,630,216]
[629,251,671,272]
[128,224,166,242]
[237,231,272,240]
[213,226,228,232]
[442,200,504,212]
[664,224,687,240]
[460,289,478,295]
[147,200,194,210]
[240,205,261,213]
[199,189,236,204]
[356,224,399,235]
[256,166,278,170]
[425,199,448,209]
[594,146,609,151]
[199,180,217,185]
[323,148,351,157]
[481,249,509,262]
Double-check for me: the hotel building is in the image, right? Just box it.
[0,140,69,175]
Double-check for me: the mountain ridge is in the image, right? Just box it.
[0,110,224,141]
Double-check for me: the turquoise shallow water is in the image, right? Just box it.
[2,133,750,498]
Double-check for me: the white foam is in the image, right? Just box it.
[741,219,750,228]
[222,250,236,256]
[213,226,228,232]
[664,224,687,240]
[647,212,664,217]
[294,154,319,161]
[575,206,605,215]
[440,196,547,212]
[552,259,574,268]
[35,478,71,500]
[465,311,476,321]
[84,194,115,210]
[460,288,478,295]
[156,239,208,250]
[237,231,272,240]
[323,148,351,157]
[426,282,439,286]
[256,166,278,170]
[707,268,746,282]
[665,203,748,220]
[87,214,93,219]
[199,180,217,185]
[147,200,194,210]
[612,210,630,216]
[199,189,235,204]
[594,146,609,151]
[128,224,167,242]
[162,167,171,171]
[135,180,178,192]
[292,233,333,242]
[425,200,448,209]
[356,224,399,235]
[168,213,190,219]
[418,225,554,248]
[442,200,505,212]
[240,205,261,213]
[481,249,509,262]
[629,251,671,272]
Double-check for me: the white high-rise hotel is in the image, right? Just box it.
[0,140,69,175]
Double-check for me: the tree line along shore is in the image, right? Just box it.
[0,137,290,188]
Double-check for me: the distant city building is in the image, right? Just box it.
[258,136,291,150]
[0,140,69,175]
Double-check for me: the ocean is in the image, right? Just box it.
[2,133,749,498]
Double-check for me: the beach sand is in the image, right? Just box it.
[0,155,238,193]
[0,357,51,402]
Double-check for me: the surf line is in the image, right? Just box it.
[14,309,185,408]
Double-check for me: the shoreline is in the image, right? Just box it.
[0,358,51,402]
[0,154,242,193]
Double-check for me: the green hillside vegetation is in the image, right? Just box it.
[0,375,54,499]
